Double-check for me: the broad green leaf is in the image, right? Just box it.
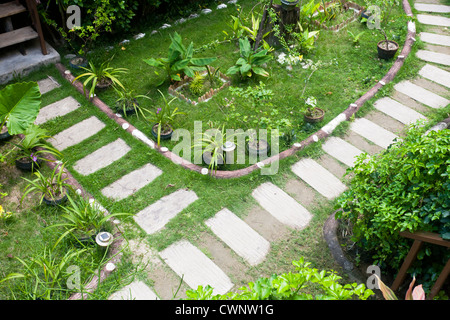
[252,67,269,77]
[0,82,41,135]
[190,57,217,66]
[143,58,164,67]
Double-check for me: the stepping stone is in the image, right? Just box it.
[394,81,449,109]
[34,96,81,125]
[159,240,233,295]
[420,32,450,47]
[205,208,270,266]
[414,3,450,13]
[73,138,131,176]
[322,137,364,167]
[108,281,159,300]
[417,14,450,27]
[416,50,450,66]
[291,158,347,199]
[419,64,450,88]
[48,116,105,151]
[101,163,163,200]
[373,97,428,125]
[350,118,398,149]
[37,76,60,95]
[252,182,312,229]
[134,189,198,235]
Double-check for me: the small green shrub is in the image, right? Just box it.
[336,123,450,271]
[185,257,374,300]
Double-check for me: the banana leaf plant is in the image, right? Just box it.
[226,37,272,78]
[0,82,41,135]
[143,32,217,85]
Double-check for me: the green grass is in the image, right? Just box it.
[1,0,449,299]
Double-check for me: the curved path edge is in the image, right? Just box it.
[55,0,415,179]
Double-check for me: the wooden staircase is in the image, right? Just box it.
[0,0,47,55]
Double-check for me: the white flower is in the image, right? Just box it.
[305,96,317,107]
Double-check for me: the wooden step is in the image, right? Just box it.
[0,1,27,19]
[0,27,39,50]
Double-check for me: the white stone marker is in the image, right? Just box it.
[291,158,348,199]
[134,189,198,235]
[108,281,159,300]
[159,240,234,295]
[394,81,450,109]
[48,116,106,151]
[101,163,163,200]
[419,64,450,88]
[420,32,450,47]
[252,182,312,229]
[205,208,270,266]
[322,137,363,167]
[373,97,428,125]
[350,118,398,149]
[414,3,450,13]
[417,14,450,27]
[416,50,450,66]
[35,96,81,125]
[73,138,131,175]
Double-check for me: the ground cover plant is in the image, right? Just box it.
[72,0,422,173]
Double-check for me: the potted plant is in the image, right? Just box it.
[10,125,61,171]
[21,162,71,206]
[0,123,11,141]
[147,90,185,147]
[193,124,240,174]
[302,96,325,123]
[51,194,131,248]
[72,59,128,98]
[281,0,300,11]
[377,28,399,59]
[113,86,150,118]
[229,82,274,156]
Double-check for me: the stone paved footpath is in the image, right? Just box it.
[33,0,449,300]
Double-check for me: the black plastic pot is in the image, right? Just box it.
[247,139,270,157]
[69,56,88,69]
[151,123,173,141]
[43,189,68,206]
[0,126,12,141]
[377,40,399,59]
[304,107,325,123]
[15,157,42,172]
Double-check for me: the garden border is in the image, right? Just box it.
[55,0,416,179]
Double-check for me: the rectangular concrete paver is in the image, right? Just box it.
[322,137,363,168]
[373,97,428,125]
[350,118,398,149]
[159,240,234,295]
[35,96,81,125]
[37,76,60,95]
[73,138,131,175]
[205,208,270,266]
[416,50,450,66]
[252,182,312,229]
[134,189,198,235]
[291,158,348,199]
[108,281,159,300]
[101,163,163,200]
[414,3,450,13]
[419,64,450,88]
[417,14,450,27]
[420,32,450,47]
[48,116,105,151]
[394,80,449,108]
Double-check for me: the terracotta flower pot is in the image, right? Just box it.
[304,107,325,123]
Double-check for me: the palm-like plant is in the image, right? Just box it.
[73,60,127,98]
[51,194,131,248]
[21,162,71,205]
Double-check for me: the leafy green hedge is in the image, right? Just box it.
[336,123,450,272]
